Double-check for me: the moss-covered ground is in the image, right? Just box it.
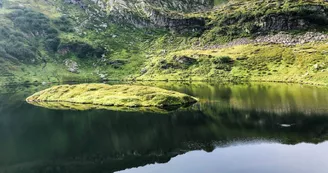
[26,84,198,111]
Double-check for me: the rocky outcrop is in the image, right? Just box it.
[215,3,328,37]
[108,8,206,34]
[64,0,207,34]
[64,0,85,8]
[173,55,196,65]
[256,5,328,32]
[203,32,328,50]
[103,0,207,34]
[140,0,213,12]
[148,9,205,34]
[257,14,307,32]
[91,0,213,13]
[254,32,328,46]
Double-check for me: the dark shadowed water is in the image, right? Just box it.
[1,82,328,173]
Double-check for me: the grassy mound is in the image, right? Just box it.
[26,84,198,111]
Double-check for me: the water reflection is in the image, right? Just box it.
[0,82,328,173]
[142,82,328,115]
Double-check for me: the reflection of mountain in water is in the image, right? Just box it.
[225,84,328,115]
[1,103,328,172]
[150,82,328,115]
[1,83,328,172]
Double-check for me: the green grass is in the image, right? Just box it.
[26,83,198,110]
[137,42,328,85]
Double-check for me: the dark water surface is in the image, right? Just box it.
[1,82,328,173]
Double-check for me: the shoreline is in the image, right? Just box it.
[1,78,328,88]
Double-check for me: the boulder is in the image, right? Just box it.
[64,59,79,73]
[140,68,148,74]
[173,55,197,65]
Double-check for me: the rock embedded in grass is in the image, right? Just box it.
[26,84,198,110]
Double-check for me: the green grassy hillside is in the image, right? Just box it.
[0,0,328,85]
[0,0,164,84]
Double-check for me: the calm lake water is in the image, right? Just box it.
[1,82,328,173]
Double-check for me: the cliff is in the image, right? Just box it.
[64,0,209,34]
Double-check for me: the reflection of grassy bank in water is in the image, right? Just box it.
[1,103,328,173]
[28,101,191,113]
[26,83,198,111]
[226,83,328,115]
[134,81,328,115]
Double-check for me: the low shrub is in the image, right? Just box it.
[212,56,232,64]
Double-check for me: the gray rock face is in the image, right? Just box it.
[218,4,328,35]
[65,0,208,34]
[93,0,212,13]
[254,32,328,46]
[203,32,328,50]
[105,0,207,34]
[142,0,212,12]
[256,5,328,33]
[258,14,307,32]
[147,9,205,34]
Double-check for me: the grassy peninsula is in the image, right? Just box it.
[26,84,198,111]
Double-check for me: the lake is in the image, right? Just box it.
[1,82,328,173]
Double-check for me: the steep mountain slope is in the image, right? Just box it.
[0,0,328,85]
[65,0,209,34]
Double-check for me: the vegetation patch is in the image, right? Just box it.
[26,84,198,111]
[138,41,328,85]
[58,41,104,59]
